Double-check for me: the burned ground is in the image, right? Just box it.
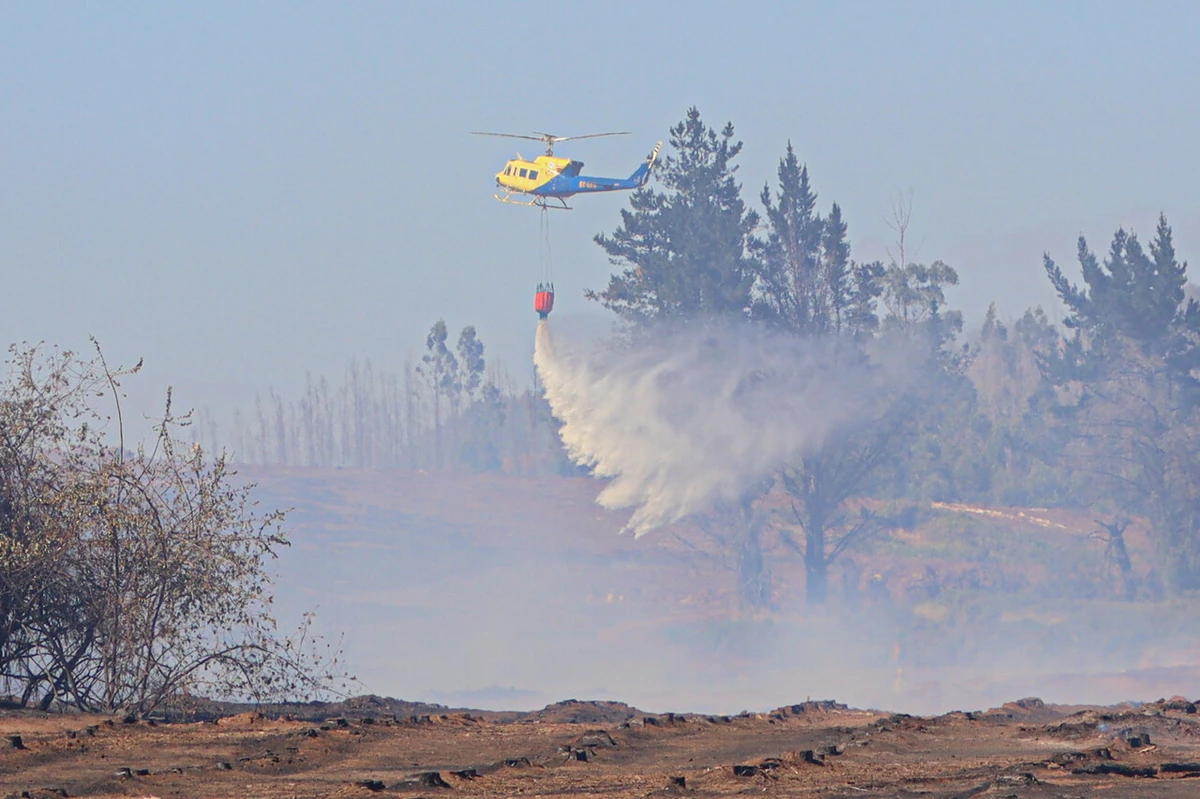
[4,697,1200,798]
[8,467,1197,796]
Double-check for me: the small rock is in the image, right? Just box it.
[668,775,686,788]
[798,749,825,765]
[732,764,758,777]
[1072,763,1157,777]
[501,757,531,768]
[7,735,25,750]
[113,767,133,779]
[1048,750,1107,766]
[1124,733,1151,748]
[133,769,149,776]
[575,730,617,748]
[215,761,232,770]
[354,780,385,792]
[1159,762,1200,773]
[408,771,451,788]
[451,769,478,779]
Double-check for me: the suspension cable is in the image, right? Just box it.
[538,205,553,284]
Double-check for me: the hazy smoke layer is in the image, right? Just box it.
[534,319,902,536]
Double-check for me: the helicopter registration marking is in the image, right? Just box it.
[580,181,598,189]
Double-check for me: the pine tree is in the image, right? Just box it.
[751,144,880,337]
[1043,216,1200,590]
[588,108,758,323]
[1046,215,1200,376]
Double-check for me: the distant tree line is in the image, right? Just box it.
[216,107,1200,606]
[196,324,573,476]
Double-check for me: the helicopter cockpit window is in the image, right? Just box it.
[519,168,528,178]
[528,170,538,180]
[504,166,511,175]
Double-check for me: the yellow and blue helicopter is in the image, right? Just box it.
[471,131,661,210]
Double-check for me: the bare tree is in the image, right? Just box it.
[0,343,348,714]
[884,190,914,277]
[1092,518,1136,600]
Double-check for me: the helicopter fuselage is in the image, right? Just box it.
[493,143,659,206]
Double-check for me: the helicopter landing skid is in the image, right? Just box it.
[493,193,572,211]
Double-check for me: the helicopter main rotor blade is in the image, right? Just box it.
[470,131,548,142]
[531,131,632,143]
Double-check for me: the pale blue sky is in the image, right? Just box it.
[4,1,1200,422]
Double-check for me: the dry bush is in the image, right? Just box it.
[0,342,347,714]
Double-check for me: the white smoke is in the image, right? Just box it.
[534,318,909,536]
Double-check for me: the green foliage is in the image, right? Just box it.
[882,260,963,347]
[752,142,883,337]
[962,306,1071,506]
[419,319,460,404]
[1042,218,1200,590]
[588,107,759,322]
[1046,216,1199,365]
[455,325,485,402]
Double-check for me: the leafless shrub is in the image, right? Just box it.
[0,342,348,714]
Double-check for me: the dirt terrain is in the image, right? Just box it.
[5,696,1200,798]
[9,466,1195,797]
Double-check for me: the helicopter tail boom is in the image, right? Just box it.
[627,141,662,187]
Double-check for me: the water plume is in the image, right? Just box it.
[534,318,904,536]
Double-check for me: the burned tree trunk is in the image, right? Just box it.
[1095,519,1135,600]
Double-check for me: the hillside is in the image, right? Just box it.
[240,466,1200,715]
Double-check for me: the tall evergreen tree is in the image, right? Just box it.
[1043,216,1200,590]
[588,108,758,323]
[751,143,882,337]
[1046,215,1200,378]
[745,143,897,603]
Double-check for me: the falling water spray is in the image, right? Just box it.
[533,318,908,536]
